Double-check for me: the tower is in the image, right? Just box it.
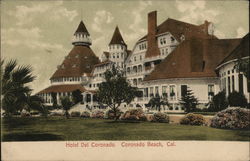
[108,26,127,68]
[72,20,92,46]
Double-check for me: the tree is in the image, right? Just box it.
[1,59,35,117]
[147,95,169,112]
[235,58,250,79]
[235,58,250,92]
[26,95,48,117]
[96,65,138,120]
[72,89,83,104]
[180,88,198,113]
[228,91,248,108]
[60,96,73,119]
[209,91,228,112]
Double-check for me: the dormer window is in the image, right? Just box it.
[84,56,88,59]
[180,35,185,41]
[75,54,79,58]
[61,64,65,69]
[72,64,76,68]
[170,36,175,43]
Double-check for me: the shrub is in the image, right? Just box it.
[81,111,90,118]
[180,113,205,126]
[151,112,169,123]
[70,111,81,117]
[21,112,31,117]
[228,91,248,108]
[208,91,228,112]
[210,107,250,129]
[105,109,123,119]
[91,111,104,119]
[121,108,147,121]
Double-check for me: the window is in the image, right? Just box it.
[162,86,168,98]
[170,36,175,43]
[170,85,176,100]
[228,70,230,75]
[134,56,136,62]
[208,84,214,98]
[140,55,142,60]
[155,86,159,96]
[232,76,235,92]
[161,49,164,55]
[181,85,187,97]
[150,87,154,97]
[113,53,115,59]
[228,76,231,94]
[166,48,168,54]
[163,38,166,44]
[117,53,119,58]
[144,88,149,97]
[239,74,244,94]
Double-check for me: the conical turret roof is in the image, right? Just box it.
[109,26,126,46]
[74,20,90,36]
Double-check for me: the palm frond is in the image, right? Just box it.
[12,65,35,85]
[3,59,17,81]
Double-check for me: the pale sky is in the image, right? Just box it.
[1,0,249,94]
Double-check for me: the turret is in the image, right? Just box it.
[109,26,127,52]
[108,26,127,68]
[72,20,92,46]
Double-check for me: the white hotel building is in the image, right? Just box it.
[37,11,249,112]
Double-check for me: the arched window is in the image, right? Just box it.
[133,66,137,73]
[138,65,142,72]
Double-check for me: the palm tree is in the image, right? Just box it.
[1,59,35,116]
[60,96,73,119]
[147,95,169,112]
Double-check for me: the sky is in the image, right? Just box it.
[1,0,249,94]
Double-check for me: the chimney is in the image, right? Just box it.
[145,11,160,58]
[204,20,209,35]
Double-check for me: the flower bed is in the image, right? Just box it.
[81,111,90,118]
[91,111,104,119]
[151,112,169,123]
[210,107,250,129]
[180,113,205,126]
[121,109,147,121]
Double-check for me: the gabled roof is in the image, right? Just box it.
[109,26,126,46]
[74,20,90,36]
[217,33,249,67]
[37,84,85,94]
[50,46,100,79]
[139,18,217,42]
[144,38,241,81]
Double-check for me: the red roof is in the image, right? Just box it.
[50,46,100,79]
[109,26,126,46]
[139,18,217,42]
[37,84,85,94]
[74,20,90,36]
[144,38,241,81]
[218,33,249,67]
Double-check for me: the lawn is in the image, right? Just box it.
[2,117,250,141]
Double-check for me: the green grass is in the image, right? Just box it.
[2,117,250,141]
